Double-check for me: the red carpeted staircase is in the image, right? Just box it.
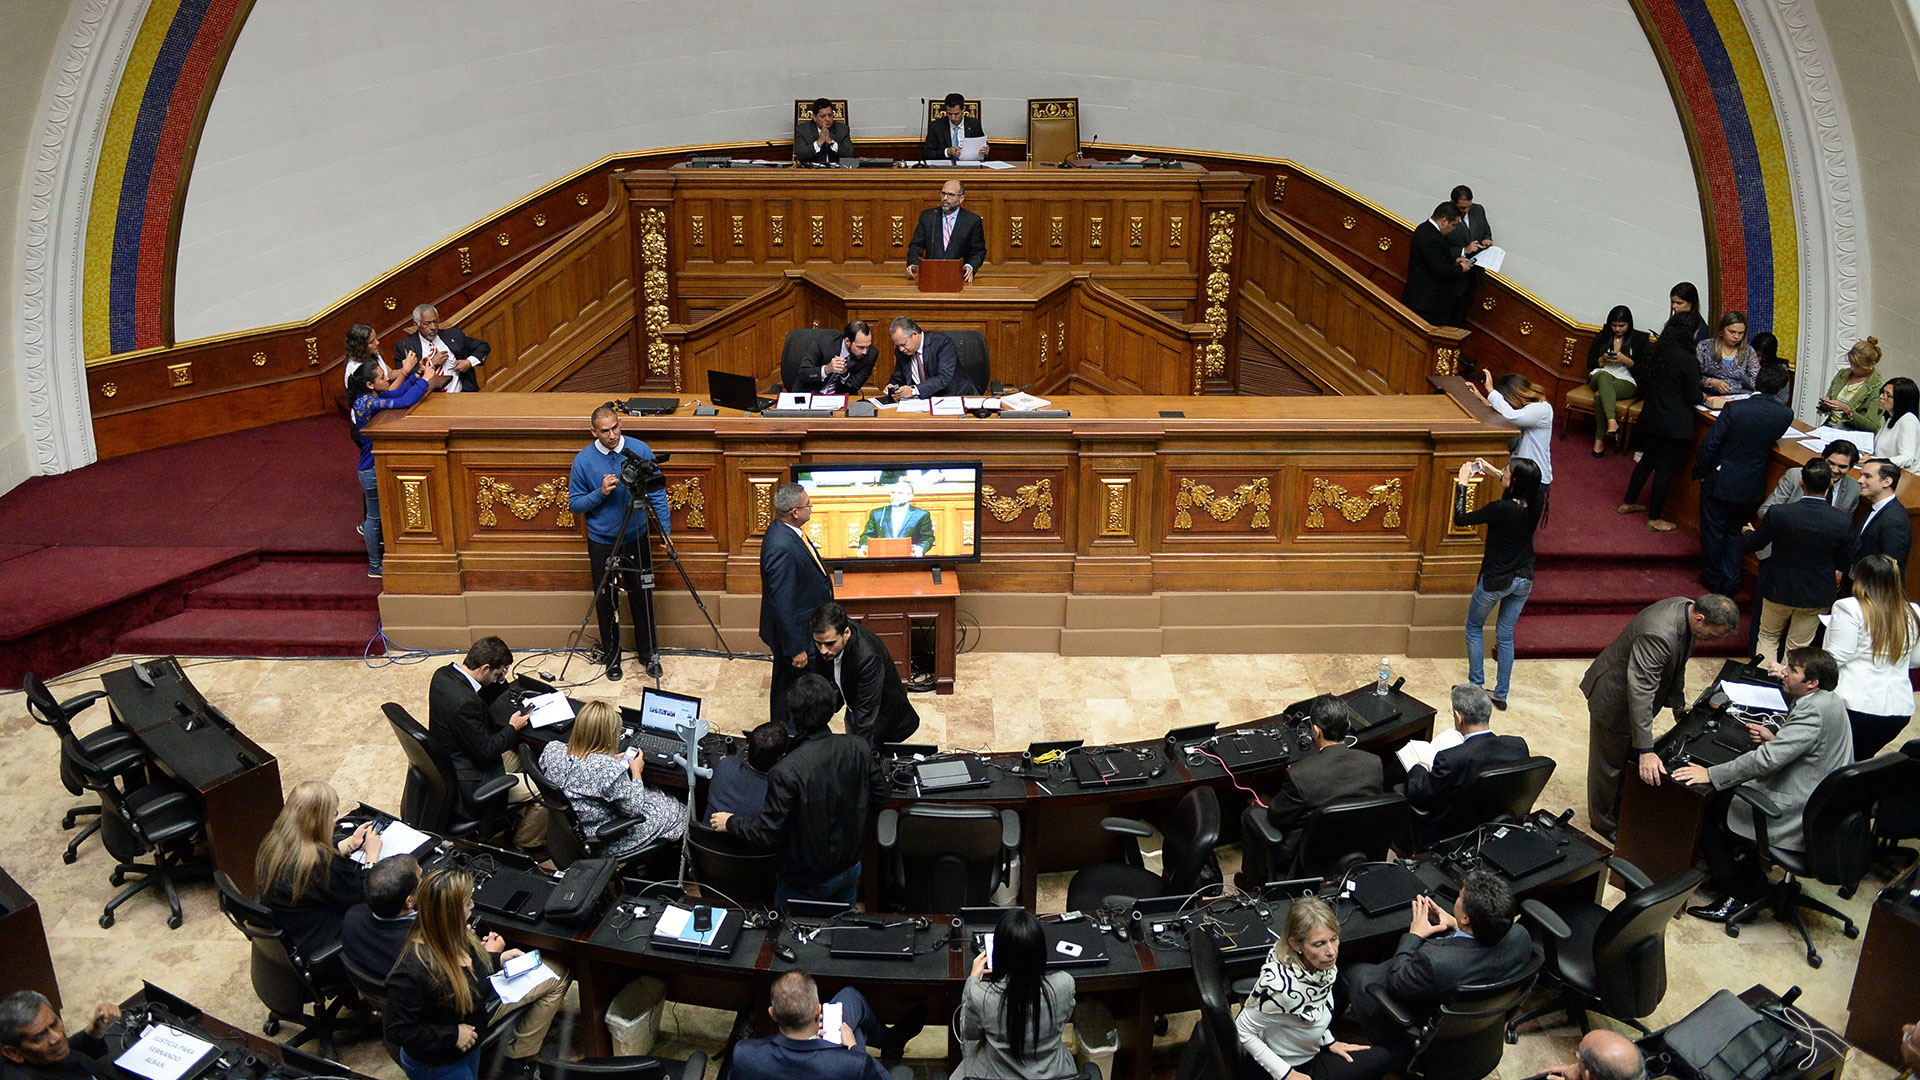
[0,415,383,685]
[1515,438,1750,658]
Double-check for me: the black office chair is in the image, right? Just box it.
[1506,857,1703,1039]
[516,745,656,870]
[383,702,518,838]
[1410,756,1555,851]
[1715,755,1893,967]
[64,738,209,929]
[947,329,991,395]
[535,1050,708,1080]
[1174,929,1241,1080]
[777,327,844,392]
[1872,741,1920,866]
[1065,786,1220,913]
[686,821,778,907]
[24,671,144,864]
[877,804,1020,911]
[213,871,356,1058]
[1239,793,1408,887]
[1367,940,1543,1080]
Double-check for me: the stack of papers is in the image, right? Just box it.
[774,392,848,411]
[1467,245,1508,273]
[930,397,966,416]
[350,820,433,864]
[656,904,729,945]
[1395,728,1465,772]
[1795,425,1871,455]
[999,391,1052,411]
[489,960,560,1004]
[524,692,574,729]
[1719,682,1788,712]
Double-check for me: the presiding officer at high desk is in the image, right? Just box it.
[567,405,672,681]
[794,97,854,166]
[906,179,985,283]
[924,92,984,161]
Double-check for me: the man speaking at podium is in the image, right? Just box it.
[859,480,935,557]
[906,180,984,283]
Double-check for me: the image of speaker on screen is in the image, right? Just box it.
[859,480,936,557]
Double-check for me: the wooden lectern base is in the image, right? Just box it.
[916,258,964,293]
[834,569,959,693]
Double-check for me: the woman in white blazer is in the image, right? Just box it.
[1825,554,1920,757]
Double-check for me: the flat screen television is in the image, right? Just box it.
[789,460,983,569]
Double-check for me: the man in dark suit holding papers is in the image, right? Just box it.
[924,92,984,161]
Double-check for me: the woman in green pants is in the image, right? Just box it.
[1584,305,1651,457]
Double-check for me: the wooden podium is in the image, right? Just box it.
[916,258,965,293]
[834,569,959,693]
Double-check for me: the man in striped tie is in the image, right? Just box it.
[759,482,836,728]
[906,179,985,283]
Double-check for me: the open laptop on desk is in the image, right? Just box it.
[1069,748,1147,787]
[708,369,775,412]
[962,908,1111,969]
[620,687,705,762]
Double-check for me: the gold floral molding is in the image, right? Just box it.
[1129,216,1143,248]
[665,477,706,528]
[1090,216,1105,249]
[1174,477,1271,530]
[1009,216,1023,248]
[1272,175,1288,203]
[731,215,745,246]
[1306,477,1402,529]
[398,475,431,533]
[305,337,319,365]
[845,521,862,551]
[1049,217,1064,248]
[1198,209,1235,391]
[1562,336,1578,368]
[690,216,705,247]
[1169,216,1184,247]
[168,362,192,387]
[639,208,671,377]
[750,479,775,534]
[457,246,471,275]
[1100,478,1132,536]
[1433,347,1460,376]
[851,215,865,247]
[476,477,575,528]
[891,216,905,248]
[771,214,786,247]
[810,215,824,248]
[1447,475,1487,537]
[980,479,1053,529]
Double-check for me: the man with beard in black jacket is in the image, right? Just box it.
[709,674,889,906]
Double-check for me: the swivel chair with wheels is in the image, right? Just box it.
[24,671,142,864]
[1065,786,1220,913]
[213,871,357,1058]
[64,738,208,929]
[1506,857,1702,1039]
[1173,930,1241,1080]
[1366,943,1543,1080]
[686,821,778,907]
[516,745,659,870]
[1713,755,1893,967]
[877,803,1020,911]
[1408,756,1555,851]
[778,328,844,392]
[383,702,518,838]
[1239,793,1407,886]
[1871,741,1920,866]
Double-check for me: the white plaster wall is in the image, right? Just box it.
[173,0,1709,340]
[0,0,80,495]
[1815,0,1920,379]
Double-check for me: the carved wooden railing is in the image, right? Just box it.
[1238,205,1468,396]
[1067,279,1211,396]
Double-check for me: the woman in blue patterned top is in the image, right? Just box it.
[538,700,687,859]
[1697,311,1759,396]
[348,349,430,577]
[1237,896,1394,1080]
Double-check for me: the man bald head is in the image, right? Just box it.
[1570,1031,1647,1080]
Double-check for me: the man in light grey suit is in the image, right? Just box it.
[1673,647,1853,920]
[1580,594,1739,839]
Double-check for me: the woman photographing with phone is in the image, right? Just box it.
[1454,456,1543,710]
[954,907,1076,1080]
[1236,896,1392,1080]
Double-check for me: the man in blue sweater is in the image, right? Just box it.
[567,406,672,680]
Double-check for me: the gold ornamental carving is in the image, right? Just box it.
[1376,236,1392,251]
[1481,296,1496,311]
[496,232,510,246]
[1433,347,1460,376]
[251,351,267,367]
[1192,345,1206,395]
[750,479,775,534]
[1199,209,1235,391]
[398,475,431,533]
[980,478,1053,529]
[1009,216,1023,248]
[670,344,682,393]
[1519,321,1534,336]
[845,521,861,550]
[534,213,547,227]
[850,215,865,247]
[575,192,589,206]
[1272,174,1288,203]
[963,521,975,548]
[665,476,706,528]
[1057,321,1066,351]
[731,215,745,246]
[691,216,705,247]
[383,297,397,310]
[1448,475,1487,537]
[305,337,319,366]
[475,476,575,528]
[1128,216,1143,248]
[1039,327,1048,367]
[1100,479,1133,536]
[168,362,192,387]
[638,207,672,378]
[1049,217,1064,248]
[1341,216,1356,230]
[1562,336,1578,368]
[890,215,904,248]
[1029,99,1076,119]
[457,246,471,275]
[770,214,785,247]
[1306,477,1403,529]
[1169,216,1184,247]
[808,521,822,546]
[809,215,824,248]
[100,382,117,398]
[1090,217,1104,249]
[1174,477,1271,530]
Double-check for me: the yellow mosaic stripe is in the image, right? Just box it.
[83,0,184,360]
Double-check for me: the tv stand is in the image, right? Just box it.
[833,569,959,694]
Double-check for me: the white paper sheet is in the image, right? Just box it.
[525,691,574,729]
[488,960,560,1004]
[999,391,1052,411]
[981,160,1016,170]
[1468,245,1507,273]
[1799,426,1871,455]
[116,1027,216,1080]
[351,820,433,864]
[655,904,727,945]
[776,392,811,410]
[896,399,931,413]
[810,394,848,410]
[930,396,966,416]
[957,135,989,161]
[1394,728,1465,772]
[962,397,1003,410]
[1719,681,1788,712]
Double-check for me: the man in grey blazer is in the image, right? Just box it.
[1580,594,1739,840]
[794,98,854,165]
[1673,647,1853,920]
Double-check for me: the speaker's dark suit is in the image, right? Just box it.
[1404,731,1531,842]
[1857,499,1912,581]
[1745,497,1853,609]
[793,120,855,165]
[907,206,986,275]
[794,337,877,395]
[1341,924,1536,1044]
[859,504,935,553]
[812,620,919,746]
[392,328,489,392]
[888,329,976,397]
[1693,393,1795,594]
[1400,220,1467,327]
[923,115,985,159]
[760,522,835,726]
[427,663,512,814]
[1264,743,1386,869]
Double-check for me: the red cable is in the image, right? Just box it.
[1194,747,1267,809]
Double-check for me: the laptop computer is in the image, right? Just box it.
[1479,826,1560,879]
[787,899,853,920]
[708,369,775,412]
[828,923,915,960]
[1350,863,1428,916]
[621,687,705,758]
[916,757,992,791]
[1070,749,1147,787]
[1202,729,1292,771]
[622,397,680,416]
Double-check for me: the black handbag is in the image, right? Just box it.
[543,857,617,925]
[1657,990,1799,1080]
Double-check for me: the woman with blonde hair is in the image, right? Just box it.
[1817,338,1885,432]
[538,700,687,858]
[1826,554,1920,757]
[1236,896,1394,1080]
[255,780,380,968]
[384,869,570,1080]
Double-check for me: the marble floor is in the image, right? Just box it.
[5,649,1912,1079]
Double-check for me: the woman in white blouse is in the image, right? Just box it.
[1236,897,1394,1080]
[1877,377,1920,473]
[1826,554,1920,757]
[1472,370,1555,520]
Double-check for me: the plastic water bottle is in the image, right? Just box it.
[1375,657,1392,696]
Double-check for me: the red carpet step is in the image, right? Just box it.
[1525,563,1712,615]
[188,558,382,612]
[115,608,381,658]
[1516,611,1754,661]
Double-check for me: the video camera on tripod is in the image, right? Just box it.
[612,435,669,494]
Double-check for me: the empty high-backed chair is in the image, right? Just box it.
[24,671,143,864]
[877,803,1020,911]
[1027,98,1081,165]
[1065,786,1220,912]
[1240,793,1408,886]
[65,738,208,929]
